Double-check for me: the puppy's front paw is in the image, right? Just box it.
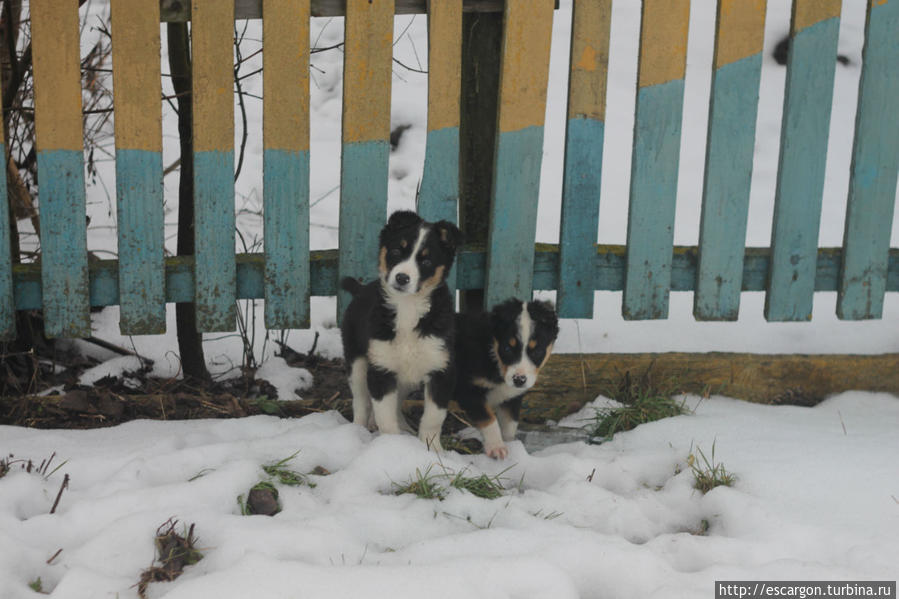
[484,442,508,460]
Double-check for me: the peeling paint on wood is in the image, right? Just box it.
[419,1,462,291]
[192,0,237,332]
[31,0,90,338]
[115,150,166,334]
[623,0,689,320]
[695,0,766,321]
[338,0,394,319]
[194,150,237,332]
[838,0,899,320]
[264,149,311,328]
[558,0,611,318]
[263,0,311,329]
[485,0,554,309]
[111,0,166,335]
[766,4,841,321]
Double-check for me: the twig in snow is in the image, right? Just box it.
[50,474,69,514]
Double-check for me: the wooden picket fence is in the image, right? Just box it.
[1,0,898,341]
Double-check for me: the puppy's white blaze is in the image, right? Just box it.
[372,390,402,434]
[349,357,371,427]
[505,306,539,389]
[387,226,428,293]
[418,392,446,452]
[480,418,506,457]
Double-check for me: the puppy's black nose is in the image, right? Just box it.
[512,374,527,388]
[395,273,410,286]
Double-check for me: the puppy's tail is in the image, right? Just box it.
[340,277,365,297]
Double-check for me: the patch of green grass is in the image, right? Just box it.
[689,441,735,493]
[28,577,42,592]
[449,470,505,500]
[262,451,316,488]
[393,464,510,501]
[392,466,447,500]
[587,371,688,442]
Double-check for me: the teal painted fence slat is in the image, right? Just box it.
[116,149,165,334]
[194,150,236,331]
[418,126,460,290]
[264,148,310,328]
[838,0,899,320]
[485,126,545,308]
[695,53,763,320]
[765,15,841,321]
[0,141,12,340]
[624,79,685,320]
[37,150,91,337]
[559,117,603,318]
[338,140,389,313]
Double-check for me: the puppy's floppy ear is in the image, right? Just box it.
[434,220,462,254]
[490,298,523,336]
[528,300,560,340]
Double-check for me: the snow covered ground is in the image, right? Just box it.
[2,392,898,598]
[3,2,898,596]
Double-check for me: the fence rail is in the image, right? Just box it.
[1,0,898,340]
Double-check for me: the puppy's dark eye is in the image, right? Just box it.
[420,258,432,268]
[389,248,402,258]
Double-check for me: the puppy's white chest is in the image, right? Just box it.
[368,294,448,384]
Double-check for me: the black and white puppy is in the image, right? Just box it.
[341,210,461,452]
[455,299,559,459]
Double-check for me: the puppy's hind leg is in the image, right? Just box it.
[349,358,374,429]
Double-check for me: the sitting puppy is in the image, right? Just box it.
[341,211,461,452]
[455,299,559,459]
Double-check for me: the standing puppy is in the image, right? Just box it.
[341,211,461,451]
[455,299,559,459]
